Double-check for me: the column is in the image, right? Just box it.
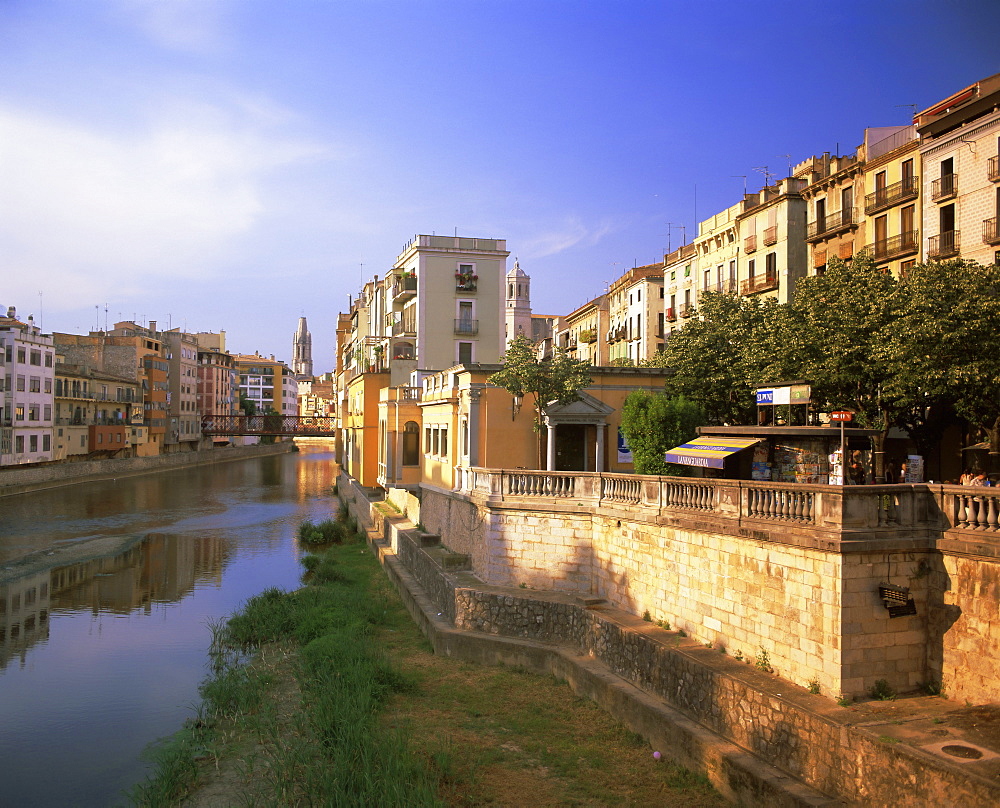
[546,422,557,471]
[595,423,606,473]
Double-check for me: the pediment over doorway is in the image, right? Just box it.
[543,391,614,426]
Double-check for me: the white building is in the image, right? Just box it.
[1,306,55,466]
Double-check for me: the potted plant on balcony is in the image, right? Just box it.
[455,270,478,291]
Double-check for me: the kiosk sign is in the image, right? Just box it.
[831,411,853,422]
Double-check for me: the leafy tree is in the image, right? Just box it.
[488,334,592,466]
[888,260,1000,477]
[239,393,258,416]
[620,391,704,475]
[660,291,781,425]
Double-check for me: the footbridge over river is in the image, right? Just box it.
[201,414,336,437]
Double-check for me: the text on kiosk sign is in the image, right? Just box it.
[756,384,811,406]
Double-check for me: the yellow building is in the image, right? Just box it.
[799,153,866,274]
[414,364,674,493]
[859,126,921,275]
[663,243,697,337]
[555,294,608,366]
[606,264,665,364]
[735,176,808,303]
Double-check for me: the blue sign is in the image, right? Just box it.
[756,389,774,405]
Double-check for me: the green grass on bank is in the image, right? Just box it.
[127,525,725,807]
[127,537,439,807]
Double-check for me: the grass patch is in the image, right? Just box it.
[297,518,346,545]
[129,537,726,807]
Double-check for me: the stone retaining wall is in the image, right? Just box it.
[349,486,1000,807]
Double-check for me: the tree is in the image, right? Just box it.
[776,255,903,481]
[888,259,1000,478]
[620,391,704,476]
[659,291,782,426]
[488,334,592,466]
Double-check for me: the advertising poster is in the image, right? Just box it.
[617,428,633,464]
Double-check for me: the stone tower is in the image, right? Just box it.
[504,258,533,344]
[292,316,313,377]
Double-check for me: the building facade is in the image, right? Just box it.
[0,308,55,466]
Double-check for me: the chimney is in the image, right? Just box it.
[149,320,157,333]
[7,306,15,319]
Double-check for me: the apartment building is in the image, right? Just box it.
[338,234,509,488]
[234,353,291,414]
[694,202,742,303]
[163,330,200,450]
[736,177,808,302]
[55,325,161,456]
[663,243,697,337]
[916,72,1000,266]
[193,332,237,421]
[799,153,866,274]
[860,125,921,275]
[53,362,140,460]
[0,307,55,466]
[606,264,665,364]
[555,294,608,366]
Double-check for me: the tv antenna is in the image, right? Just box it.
[752,166,776,187]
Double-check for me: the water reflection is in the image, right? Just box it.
[0,446,339,807]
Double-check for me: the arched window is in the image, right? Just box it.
[402,421,419,466]
[508,283,514,299]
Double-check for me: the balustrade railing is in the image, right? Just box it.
[950,489,1000,531]
[451,469,1000,541]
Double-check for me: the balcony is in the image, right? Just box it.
[714,279,737,294]
[867,231,919,263]
[927,230,960,259]
[454,319,479,336]
[864,176,919,214]
[763,225,778,246]
[391,274,417,303]
[741,269,779,295]
[744,234,757,253]
[391,319,416,337]
[989,155,1000,183]
[680,304,696,318]
[932,173,957,202]
[984,218,1000,246]
[665,307,677,323]
[806,209,857,241]
[455,273,478,292]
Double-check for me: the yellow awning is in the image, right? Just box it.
[664,437,761,469]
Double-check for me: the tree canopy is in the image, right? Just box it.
[488,334,592,427]
[620,391,703,476]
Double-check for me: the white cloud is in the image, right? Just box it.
[0,100,332,309]
[520,217,618,259]
[113,0,233,54]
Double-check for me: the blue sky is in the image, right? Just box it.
[1,0,997,372]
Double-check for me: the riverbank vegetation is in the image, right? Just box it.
[127,531,725,807]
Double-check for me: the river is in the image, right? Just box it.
[0,446,338,807]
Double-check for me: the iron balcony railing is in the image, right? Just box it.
[864,175,919,214]
[744,234,757,253]
[989,155,1000,183]
[984,217,1000,246]
[928,230,960,259]
[741,269,779,295]
[867,230,919,263]
[932,173,958,202]
[680,303,696,318]
[454,319,479,336]
[391,320,415,337]
[806,208,857,241]
[666,307,677,322]
[763,226,778,246]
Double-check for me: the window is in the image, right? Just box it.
[402,421,419,465]
[748,259,756,278]
[30,377,40,393]
[15,435,23,453]
[29,435,37,452]
[15,405,24,421]
[424,426,431,453]
[4,345,11,362]
[43,405,51,421]
[765,253,777,276]
[458,342,473,364]
[16,375,25,391]
[30,350,41,366]
[901,158,914,181]
[17,347,25,363]
[44,379,52,394]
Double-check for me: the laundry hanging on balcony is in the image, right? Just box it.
[664,437,762,469]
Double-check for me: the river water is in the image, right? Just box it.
[0,447,338,807]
